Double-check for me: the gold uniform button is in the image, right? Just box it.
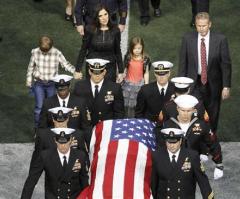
[99,112,102,115]
[57,189,60,192]
[167,196,170,199]
[68,189,71,192]
[167,188,170,191]
[178,197,181,199]
[68,182,71,185]
[178,180,181,183]
[178,188,181,191]
[57,196,60,199]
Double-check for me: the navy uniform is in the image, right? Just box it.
[34,127,87,156]
[30,108,89,175]
[75,0,128,26]
[163,115,210,156]
[160,77,209,125]
[163,95,223,179]
[151,128,214,199]
[135,61,175,124]
[21,128,89,199]
[39,74,91,131]
[73,58,125,144]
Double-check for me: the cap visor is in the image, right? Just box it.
[55,136,70,144]
[52,114,68,122]
[155,71,170,76]
[166,137,181,143]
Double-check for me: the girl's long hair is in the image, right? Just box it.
[129,36,145,58]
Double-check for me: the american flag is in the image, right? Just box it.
[78,118,156,199]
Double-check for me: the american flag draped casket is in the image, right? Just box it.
[78,118,156,199]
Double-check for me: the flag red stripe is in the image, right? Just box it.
[89,121,104,199]
[144,150,152,199]
[124,141,138,199]
[103,141,118,198]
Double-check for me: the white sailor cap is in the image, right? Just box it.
[52,74,73,89]
[171,77,194,88]
[51,128,75,143]
[152,61,173,73]
[174,94,199,109]
[86,58,110,70]
[48,107,73,122]
[161,128,184,143]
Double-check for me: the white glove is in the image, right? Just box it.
[200,154,209,162]
[214,167,224,180]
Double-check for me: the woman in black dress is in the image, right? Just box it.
[75,4,124,82]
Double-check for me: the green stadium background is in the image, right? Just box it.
[0,0,239,143]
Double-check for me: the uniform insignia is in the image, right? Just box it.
[200,162,205,173]
[86,108,91,121]
[104,91,114,103]
[204,111,209,122]
[208,191,214,199]
[193,110,198,117]
[71,106,80,118]
[94,62,100,69]
[181,157,191,172]
[59,79,65,84]
[58,110,64,117]
[60,131,65,137]
[70,136,78,148]
[192,123,202,134]
[158,111,164,122]
[72,159,81,172]
[171,94,176,100]
[158,64,164,70]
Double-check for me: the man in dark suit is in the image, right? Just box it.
[190,0,209,27]
[151,128,214,199]
[178,12,232,134]
[73,58,125,144]
[135,61,175,125]
[21,128,89,199]
[39,74,91,131]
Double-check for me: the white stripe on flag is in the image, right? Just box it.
[89,126,96,164]
[133,142,148,199]
[112,140,129,198]
[92,120,113,199]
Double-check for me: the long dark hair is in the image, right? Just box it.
[92,4,114,30]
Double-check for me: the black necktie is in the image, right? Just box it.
[62,100,66,107]
[94,85,99,98]
[172,154,177,167]
[63,156,67,171]
[160,88,165,97]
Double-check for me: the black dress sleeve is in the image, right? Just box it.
[113,27,124,73]
[76,26,93,72]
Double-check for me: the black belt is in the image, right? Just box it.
[36,79,54,84]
